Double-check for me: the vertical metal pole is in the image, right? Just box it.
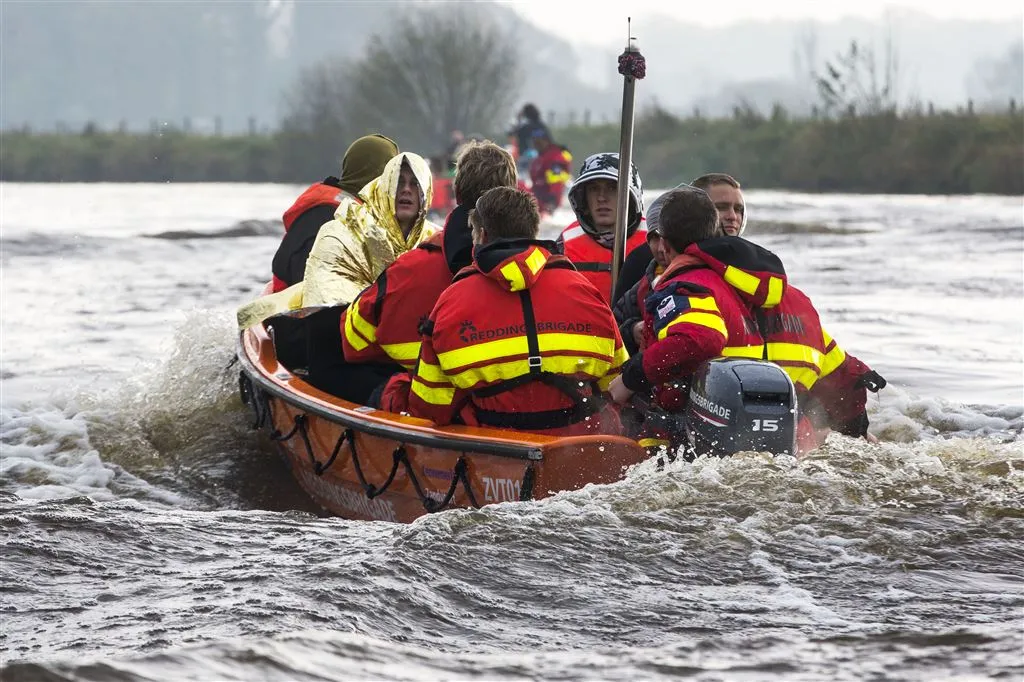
[610,32,640,301]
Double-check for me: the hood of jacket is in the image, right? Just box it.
[359,152,435,253]
[685,236,787,309]
[567,152,644,246]
[441,204,474,275]
[471,238,561,292]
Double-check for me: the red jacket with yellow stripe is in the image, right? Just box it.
[689,237,877,438]
[407,238,628,435]
[528,145,572,212]
[557,220,649,305]
[340,205,476,373]
[620,250,764,411]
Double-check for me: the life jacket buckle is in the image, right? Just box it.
[528,355,543,369]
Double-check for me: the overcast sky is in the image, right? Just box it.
[505,0,1024,45]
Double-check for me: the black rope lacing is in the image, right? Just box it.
[240,372,542,514]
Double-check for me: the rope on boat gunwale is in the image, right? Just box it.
[240,371,534,513]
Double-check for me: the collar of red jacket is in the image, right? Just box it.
[685,236,788,309]
[472,238,559,292]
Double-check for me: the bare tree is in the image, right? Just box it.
[345,5,523,152]
[814,24,900,116]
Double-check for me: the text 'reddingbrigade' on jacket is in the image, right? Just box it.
[559,152,648,304]
[528,144,573,213]
[406,238,629,436]
[688,237,881,439]
[302,152,441,309]
[341,205,481,374]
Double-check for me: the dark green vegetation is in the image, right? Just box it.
[3,107,1021,194]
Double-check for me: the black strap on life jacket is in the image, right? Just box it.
[470,287,603,430]
[574,262,612,272]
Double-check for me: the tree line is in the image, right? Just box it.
[3,106,1021,195]
[1,5,1021,195]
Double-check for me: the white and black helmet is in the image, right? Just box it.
[568,153,644,238]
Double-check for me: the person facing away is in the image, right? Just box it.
[613,178,885,446]
[607,186,765,412]
[678,174,885,445]
[406,186,628,436]
[271,134,399,292]
[558,152,647,305]
[527,129,573,214]
[339,141,518,409]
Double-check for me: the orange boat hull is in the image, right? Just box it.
[237,324,648,522]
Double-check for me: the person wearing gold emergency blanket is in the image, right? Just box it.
[236,152,441,402]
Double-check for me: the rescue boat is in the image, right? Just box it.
[237,321,649,522]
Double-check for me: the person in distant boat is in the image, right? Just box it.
[508,103,550,174]
[406,186,628,436]
[271,134,399,293]
[527,129,572,214]
[340,140,518,411]
[557,152,646,305]
[299,152,442,402]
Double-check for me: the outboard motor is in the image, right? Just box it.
[684,358,797,458]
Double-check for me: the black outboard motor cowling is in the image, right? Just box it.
[684,358,797,458]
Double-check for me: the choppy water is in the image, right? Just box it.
[1,183,1022,681]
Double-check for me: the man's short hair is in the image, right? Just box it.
[691,172,741,192]
[470,187,540,242]
[657,186,720,252]
[453,141,517,206]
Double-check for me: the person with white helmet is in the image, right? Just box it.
[557,152,646,305]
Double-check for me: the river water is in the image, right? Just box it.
[1,183,1021,681]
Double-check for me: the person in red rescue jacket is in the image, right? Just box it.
[407,187,628,436]
[608,186,764,413]
[271,134,399,292]
[557,152,647,304]
[340,141,519,408]
[686,236,885,447]
[527,129,572,214]
[611,186,886,449]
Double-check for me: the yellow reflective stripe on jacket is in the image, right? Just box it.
[381,341,420,367]
[597,345,629,391]
[658,311,727,340]
[343,308,370,351]
[446,355,614,390]
[545,168,571,185]
[765,342,824,368]
[781,366,819,390]
[437,333,616,372]
[723,265,760,295]
[765,276,784,307]
[721,344,764,359]
[500,261,527,291]
[410,377,455,405]
[416,360,449,384]
[819,328,847,378]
